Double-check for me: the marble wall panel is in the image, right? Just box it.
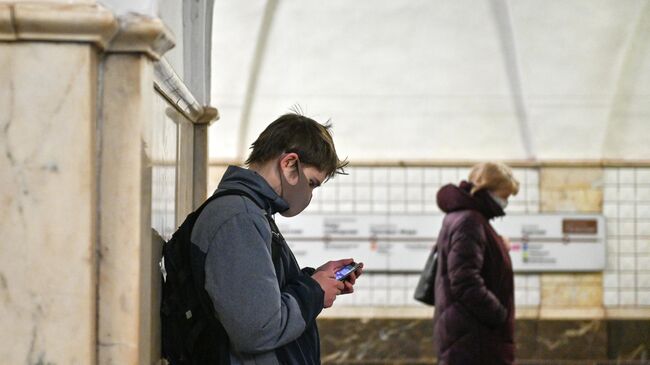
[541,273,604,308]
[0,42,98,364]
[607,320,650,360]
[519,320,607,360]
[319,319,650,363]
[318,318,435,364]
[97,53,155,364]
[540,167,605,311]
[540,167,603,213]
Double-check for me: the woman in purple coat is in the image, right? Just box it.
[433,162,520,365]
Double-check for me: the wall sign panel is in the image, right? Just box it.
[276,213,606,272]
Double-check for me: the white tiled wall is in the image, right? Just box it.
[204,164,650,309]
[603,168,650,307]
[306,166,542,307]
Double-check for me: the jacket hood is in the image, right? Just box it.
[215,165,289,214]
[436,180,505,219]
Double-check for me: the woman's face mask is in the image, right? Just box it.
[278,159,312,217]
[488,191,509,210]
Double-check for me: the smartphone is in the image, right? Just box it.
[335,262,361,281]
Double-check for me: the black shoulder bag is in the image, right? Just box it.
[413,245,438,306]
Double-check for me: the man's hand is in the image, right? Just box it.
[311,269,345,308]
[316,259,364,295]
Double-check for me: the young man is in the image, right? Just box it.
[191,113,362,364]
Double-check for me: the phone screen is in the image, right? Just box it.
[335,263,359,281]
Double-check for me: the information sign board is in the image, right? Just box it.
[275,213,606,272]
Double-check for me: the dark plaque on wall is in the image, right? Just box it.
[562,219,598,234]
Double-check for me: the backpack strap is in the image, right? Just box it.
[205,189,282,266]
[201,189,263,213]
[264,214,283,266]
[190,189,283,309]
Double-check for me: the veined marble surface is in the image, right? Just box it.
[318,318,650,364]
[0,42,98,364]
[97,53,155,364]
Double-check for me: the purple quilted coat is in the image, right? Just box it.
[433,181,515,365]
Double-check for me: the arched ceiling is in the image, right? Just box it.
[210,0,650,163]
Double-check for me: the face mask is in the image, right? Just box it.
[278,159,312,217]
[489,191,508,210]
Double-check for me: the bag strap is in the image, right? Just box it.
[204,189,264,212]
[207,189,282,263]
[264,215,283,265]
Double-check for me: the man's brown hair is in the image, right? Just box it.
[245,113,348,180]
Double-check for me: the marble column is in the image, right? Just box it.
[0,3,177,364]
[98,15,174,365]
[0,3,116,364]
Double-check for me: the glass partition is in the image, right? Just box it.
[151,93,180,241]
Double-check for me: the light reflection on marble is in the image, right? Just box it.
[151,93,179,240]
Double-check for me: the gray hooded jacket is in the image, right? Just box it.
[191,166,324,364]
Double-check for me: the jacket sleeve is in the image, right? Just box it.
[446,218,507,328]
[202,212,324,354]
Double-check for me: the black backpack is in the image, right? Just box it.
[161,189,278,365]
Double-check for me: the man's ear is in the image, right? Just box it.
[279,152,300,185]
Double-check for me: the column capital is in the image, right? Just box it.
[107,14,175,60]
[0,3,175,59]
[0,3,117,48]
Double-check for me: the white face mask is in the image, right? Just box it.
[277,159,312,217]
[489,191,508,210]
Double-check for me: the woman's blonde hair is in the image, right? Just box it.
[468,162,520,196]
